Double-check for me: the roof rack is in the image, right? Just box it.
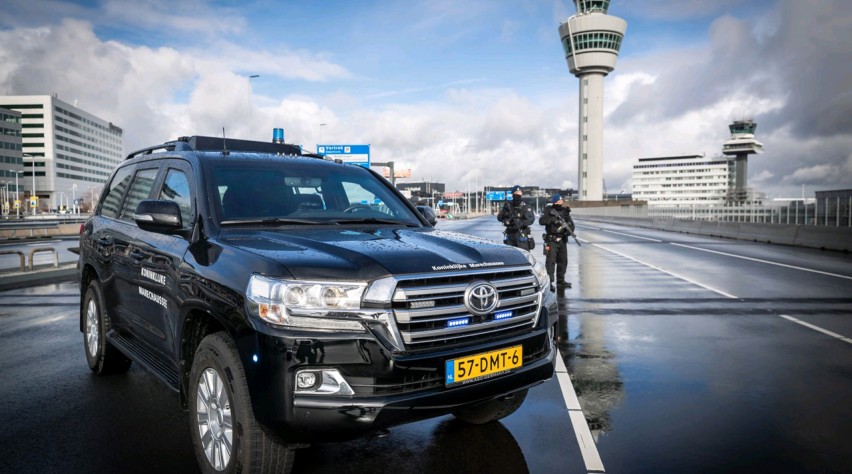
[125,136,330,161]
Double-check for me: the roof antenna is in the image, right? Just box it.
[222,127,230,156]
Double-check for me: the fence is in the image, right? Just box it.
[572,198,852,227]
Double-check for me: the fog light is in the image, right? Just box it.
[294,369,355,396]
[297,372,317,389]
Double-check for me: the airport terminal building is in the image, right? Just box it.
[631,154,734,207]
[0,95,123,212]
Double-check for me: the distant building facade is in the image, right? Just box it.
[631,154,733,207]
[0,106,23,200]
[0,95,124,211]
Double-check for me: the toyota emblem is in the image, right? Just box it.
[464,281,499,316]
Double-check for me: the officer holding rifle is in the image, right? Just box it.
[497,185,535,250]
[539,194,577,290]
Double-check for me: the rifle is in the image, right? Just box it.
[548,208,581,247]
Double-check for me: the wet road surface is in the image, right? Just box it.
[1,216,850,473]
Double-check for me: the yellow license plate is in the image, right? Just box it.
[445,345,523,386]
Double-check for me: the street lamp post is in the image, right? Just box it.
[23,153,36,215]
[248,75,260,140]
[319,123,326,145]
[72,183,78,215]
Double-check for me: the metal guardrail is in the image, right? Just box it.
[0,250,26,272]
[28,248,59,271]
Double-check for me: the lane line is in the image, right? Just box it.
[594,244,738,299]
[556,354,605,473]
[593,242,851,344]
[779,315,852,345]
[601,229,662,242]
[671,243,852,281]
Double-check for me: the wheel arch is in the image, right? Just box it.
[178,308,229,409]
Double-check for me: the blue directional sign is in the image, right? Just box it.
[486,191,506,201]
[316,144,370,168]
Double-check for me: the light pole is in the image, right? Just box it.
[319,123,326,145]
[23,153,35,215]
[248,75,260,140]
[14,170,19,217]
[72,183,77,215]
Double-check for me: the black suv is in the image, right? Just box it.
[78,136,557,473]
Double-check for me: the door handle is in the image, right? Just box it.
[130,249,146,261]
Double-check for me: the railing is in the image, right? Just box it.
[572,199,852,227]
[0,250,26,272]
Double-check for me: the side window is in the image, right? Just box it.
[159,168,193,229]
[119,168,159,222]
[100,166,134,219]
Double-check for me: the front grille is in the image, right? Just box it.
[391,266,541,351]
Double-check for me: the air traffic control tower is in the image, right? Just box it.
[722,119,764,202]
[558,1,626,201]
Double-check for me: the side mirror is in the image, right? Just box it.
[416,205,438,226]
[136,199,183,234]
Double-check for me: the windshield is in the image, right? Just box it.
[208,159,422,226]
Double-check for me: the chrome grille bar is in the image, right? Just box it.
[390,265,542,350]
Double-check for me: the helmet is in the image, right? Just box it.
[551,194,562,204]
[510,185,522,194]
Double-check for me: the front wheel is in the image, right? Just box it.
[189,332,295,474]
[83,280,131,375]
[452,388,529,425]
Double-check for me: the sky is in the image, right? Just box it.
[0,0,850,198]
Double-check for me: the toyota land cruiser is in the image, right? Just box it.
[78,135,557,473]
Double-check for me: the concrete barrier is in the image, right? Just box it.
[794,226,852,252]
[699,221,740,239]
[736,222,798,246]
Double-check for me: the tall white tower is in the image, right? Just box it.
[722,119,763,203]
[558,1,626,201]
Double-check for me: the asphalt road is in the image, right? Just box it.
[1,216,850,473]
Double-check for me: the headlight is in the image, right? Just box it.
[524,251,550,290]
[247,275,367,331]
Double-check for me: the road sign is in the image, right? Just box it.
[486,191,506,201]
[316,144,370,168]
[14,200,20,208]
[29,197,38,208]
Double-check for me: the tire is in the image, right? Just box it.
[83,280,132,375]
[452,388,529,425]
[190,332,295,474]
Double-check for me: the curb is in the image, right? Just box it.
[0,265,78,291]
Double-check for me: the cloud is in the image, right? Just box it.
[603,0,852,198]
[0,0,848,200]
[618,0,751,21]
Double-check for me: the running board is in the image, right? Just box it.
[108,330,180,391]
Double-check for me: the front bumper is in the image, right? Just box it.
[237,293,558,443]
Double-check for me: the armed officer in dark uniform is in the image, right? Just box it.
[497,185,535,250]
[539,194,575,290]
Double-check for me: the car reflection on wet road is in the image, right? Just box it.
[1,216,850,473]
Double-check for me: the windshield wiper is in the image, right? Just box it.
[220,218,327,226]
[330,218,418,226]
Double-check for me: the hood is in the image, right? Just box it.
[218,226,530,281]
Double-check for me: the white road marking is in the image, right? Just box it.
[593,241,851,345]
[594,244,739,299]
[601,229,662,242]
[556,354,605,473]
[670,243,852,281]
[779,315,852,345]
[26,242,53,247]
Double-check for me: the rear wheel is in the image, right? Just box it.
[452,388,529,425]
[190,332,295,474]
[83,280,131,375]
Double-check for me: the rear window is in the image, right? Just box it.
[209,160,420,225]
